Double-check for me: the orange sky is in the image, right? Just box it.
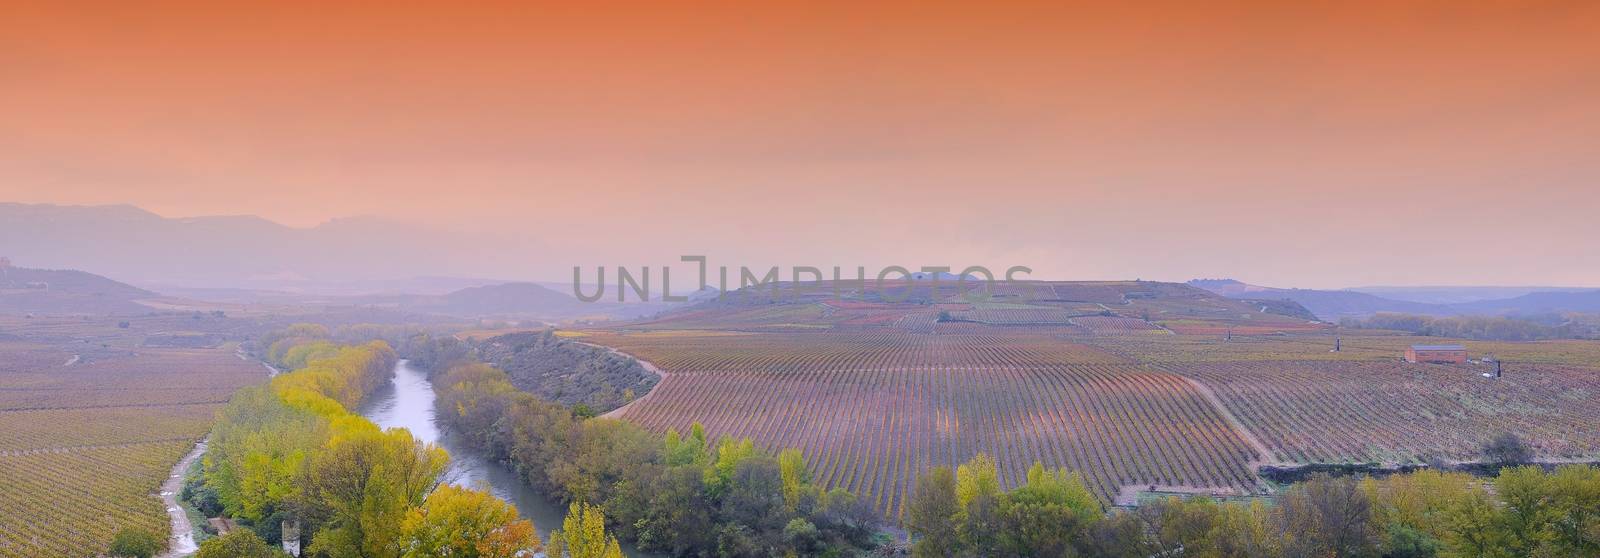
[3,1,1598,287]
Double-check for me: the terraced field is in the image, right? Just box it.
[0,343,266,558]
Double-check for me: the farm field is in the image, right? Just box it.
[1167,360,1600,464]
[583,281,1600,520]
[610,360,1262,514]
[0,335,266,558]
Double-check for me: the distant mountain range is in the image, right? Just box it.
[1189,279,1600,321]
[0,203,509,290]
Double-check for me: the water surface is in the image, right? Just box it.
[359,360,569,546]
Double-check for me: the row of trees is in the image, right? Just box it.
[432,360,882,557]
[1341,313,1590,341]
[201,333,541,557]
[908,454,1600,557]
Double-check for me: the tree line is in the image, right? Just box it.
[1341,313,1592,341]
[196,332,542,557]
[431,360,882,556]
[906,454,1600,557]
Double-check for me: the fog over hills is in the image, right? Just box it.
[0,261,159,314]
[1191,279,1600,321]
[0,203,518,291]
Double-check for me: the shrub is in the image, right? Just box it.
[107,528,163,558]
[1482,432,1533,466]
[195,529,284,558]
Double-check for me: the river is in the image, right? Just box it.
[360,359,650,556]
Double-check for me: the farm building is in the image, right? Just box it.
[1406,344,1467,364]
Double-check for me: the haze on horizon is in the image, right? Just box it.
[3,1,1598,289]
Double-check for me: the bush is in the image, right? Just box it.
[195,529,284,558]
[1482,432,1533,466]
[107,528,163,558]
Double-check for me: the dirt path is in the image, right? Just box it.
[156,440,206,558]
[575,341,672,420]
[1179,376,1282,468]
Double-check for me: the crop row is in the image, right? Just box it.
[613,363,1260,516]
[584,331,1133,374]
[1171,360,1600,463]
[0,441,188,558]
[0,345,268,557]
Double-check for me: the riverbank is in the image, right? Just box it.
[360,359,655,557]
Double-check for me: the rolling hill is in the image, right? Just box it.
[1189,279,1600,321]
[0,261,158,314]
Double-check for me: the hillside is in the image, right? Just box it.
[430,282,587,316]
[1190,279,1454,320]
[0,261,158,315]
[368,282,682,321]
[1450,289,1600,315]
[474,330,656,412]
[1192,279,1600,320]
[1349,285,1594,304]
[623,279,1323,334]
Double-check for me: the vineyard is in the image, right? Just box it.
[582,280,1600,521]
[1169,360,1600,463]
[611,361,1262,514]
[0,341,266,558]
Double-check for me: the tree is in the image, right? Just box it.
[1495,466,1554,555]
[1542,464,1600,556]
[1440,488,1511,558]
[303,425,448,558]
[778,448,809,512]
[1483,432,1533,467]
[1278,474,1378,558]
[720,456,788,550]
[195,529,285,558]
[993,464,1102,556]
[107,528,163,558]
[906,466,961,558]
[636,466,715,554]
[1383,523,1441,558]
[548,501,624,558]
[955,454,999,512]
[954,455,1002,555]
[400,484,541,558]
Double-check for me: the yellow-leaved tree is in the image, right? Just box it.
[400,484,541,558]
[547,501,623,558]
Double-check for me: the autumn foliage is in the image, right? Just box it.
[201,331,539,557]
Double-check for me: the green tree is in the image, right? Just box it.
[1542,464,1600,556]
[195,529,284,558]
[107,528,163,558]
[954,455,1002,555]
[955,454,999,512]
[1383,523,1441,558]
[1441,488,1512,558]
[1495,466,1555,555]
[906,466,961,558]
[993,463,1102,556]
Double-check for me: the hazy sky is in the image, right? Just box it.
[3,1,1598,287]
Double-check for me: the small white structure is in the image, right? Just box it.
[282,520,301,557]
